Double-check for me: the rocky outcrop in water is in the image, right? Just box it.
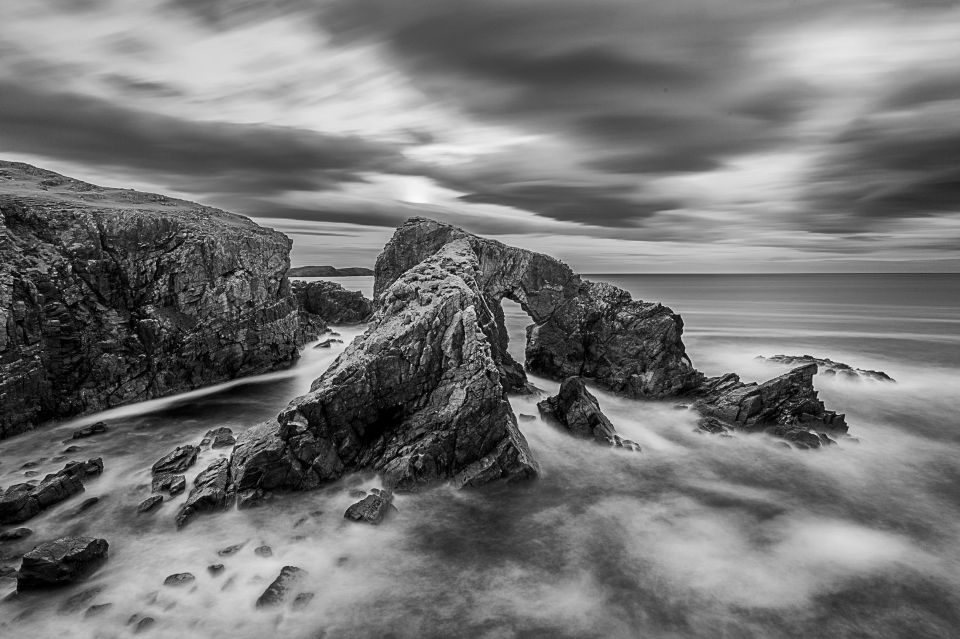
[287,265,373,277]
[230,239,540,495]
[0,161,313,440]
[692,364,848,447]
[375,218,702,398]
[17,536,108,589]
[538,377,641,451]
[344,489,397,525]
[0,458,103,524]
[291,280,373,324]
[176,458,233,529]
[256,565,307,608]
[758,354,895,382]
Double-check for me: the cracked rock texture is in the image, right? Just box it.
[0,161,310,440]
[230,238,539,494]
[374,217,702,397]
[692,364,848,447]
[537,376,641,451]
[291,280,373,324]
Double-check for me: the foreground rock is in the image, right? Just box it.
[537,377,641,451]
[176,459,233,529]
[152,473,186,496]
[17,537,108,589]
[0,527,32,541]
[291,280,374,324]
[692,364,848,447]
[151,446,199,475]
[0,458,103,524]
[71,422,107,439]
[344,490,397,525]
[202,428,236,449]
[758,354,895,382]
[231,239,539,495]
[0,161,312,441]
[137,495,163,514]
[256,566,307,608]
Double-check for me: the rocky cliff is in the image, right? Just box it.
[0,161,308,439]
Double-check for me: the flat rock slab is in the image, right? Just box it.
[151,474,186,496]
[163,572,195,587]
[151,446,199,475]
[72,422,108,439]
[204,428,236,449]
[0,527,33,542]
[17,536,109,589]
[137,495,163,514]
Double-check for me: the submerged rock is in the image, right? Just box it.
[0,161,311,441]
[0,527,33,542]
[292,591,314,610]
[254,545,272,557]
[758,354,895,382]
[71,422,107,439]
[175,459,233,529]
[17,536,109,589]
[256,566,307,608]
[537,377,640,451]
[151,446,199,475]
[291,280,373,324]
[207,564,224,576]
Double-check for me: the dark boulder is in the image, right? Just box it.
[203,428,236,449]
[537,377,640,451]
[175,459,233,529]
[17,537,109,589]
[137,495,163,514]
[151,446,199,475]
[344,492,397,525]
[0,458,103,524]
[256,566,307,608]
[207,564,224,576]
[163,572,195,587]
[254,545,272,557]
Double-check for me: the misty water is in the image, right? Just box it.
[2,274,960,638]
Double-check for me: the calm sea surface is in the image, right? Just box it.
[2,274,959,638]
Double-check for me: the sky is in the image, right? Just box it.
[2,0,959,272]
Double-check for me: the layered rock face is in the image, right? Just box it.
[538,377,641,451]
[758,354,895,382]
[692,365,848,447]
[0,161,307,439]
[375,217,702,397]
[230,239,539,495]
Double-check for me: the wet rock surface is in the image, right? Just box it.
[163,572,195,587]
[538,376,640,451]
[256,565,306,608]
[0,161,311,441]
[231,239,540,494]
[0,458,103,524]
[691,364,848,447]
[758,354,895,382]
[151,446,199,475]
[0,527,32,541]
[17,536,108,589]
[203,427,236,449]
[344,491,397,525]
[71,422,107,439]
[137,495,163,514]
[151,474,186,496]
[175,459,233,529]
[292,280,374,324]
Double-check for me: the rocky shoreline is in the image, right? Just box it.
[1,181,858,602]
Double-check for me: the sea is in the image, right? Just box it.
[1,273,959,638]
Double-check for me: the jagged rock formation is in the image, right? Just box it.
[256,566,307,608]
[291,280,373,324]
[17,536,108,589]
[288,265,373,277]
[0,161,313,440]
[344,489,397,525]
[213,217,852,509]
[374,217,702,397]
[537,377,641,451]
[0,458,103,524]
[758,354,895,382]
[229,238,539,496]
[176,458,233,529]
[692,364,848,447]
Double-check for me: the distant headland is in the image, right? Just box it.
[287,265,374,277]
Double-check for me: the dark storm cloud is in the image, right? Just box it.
[805,111,960,224]
[880,73,960,110]
[0,80,408,198]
